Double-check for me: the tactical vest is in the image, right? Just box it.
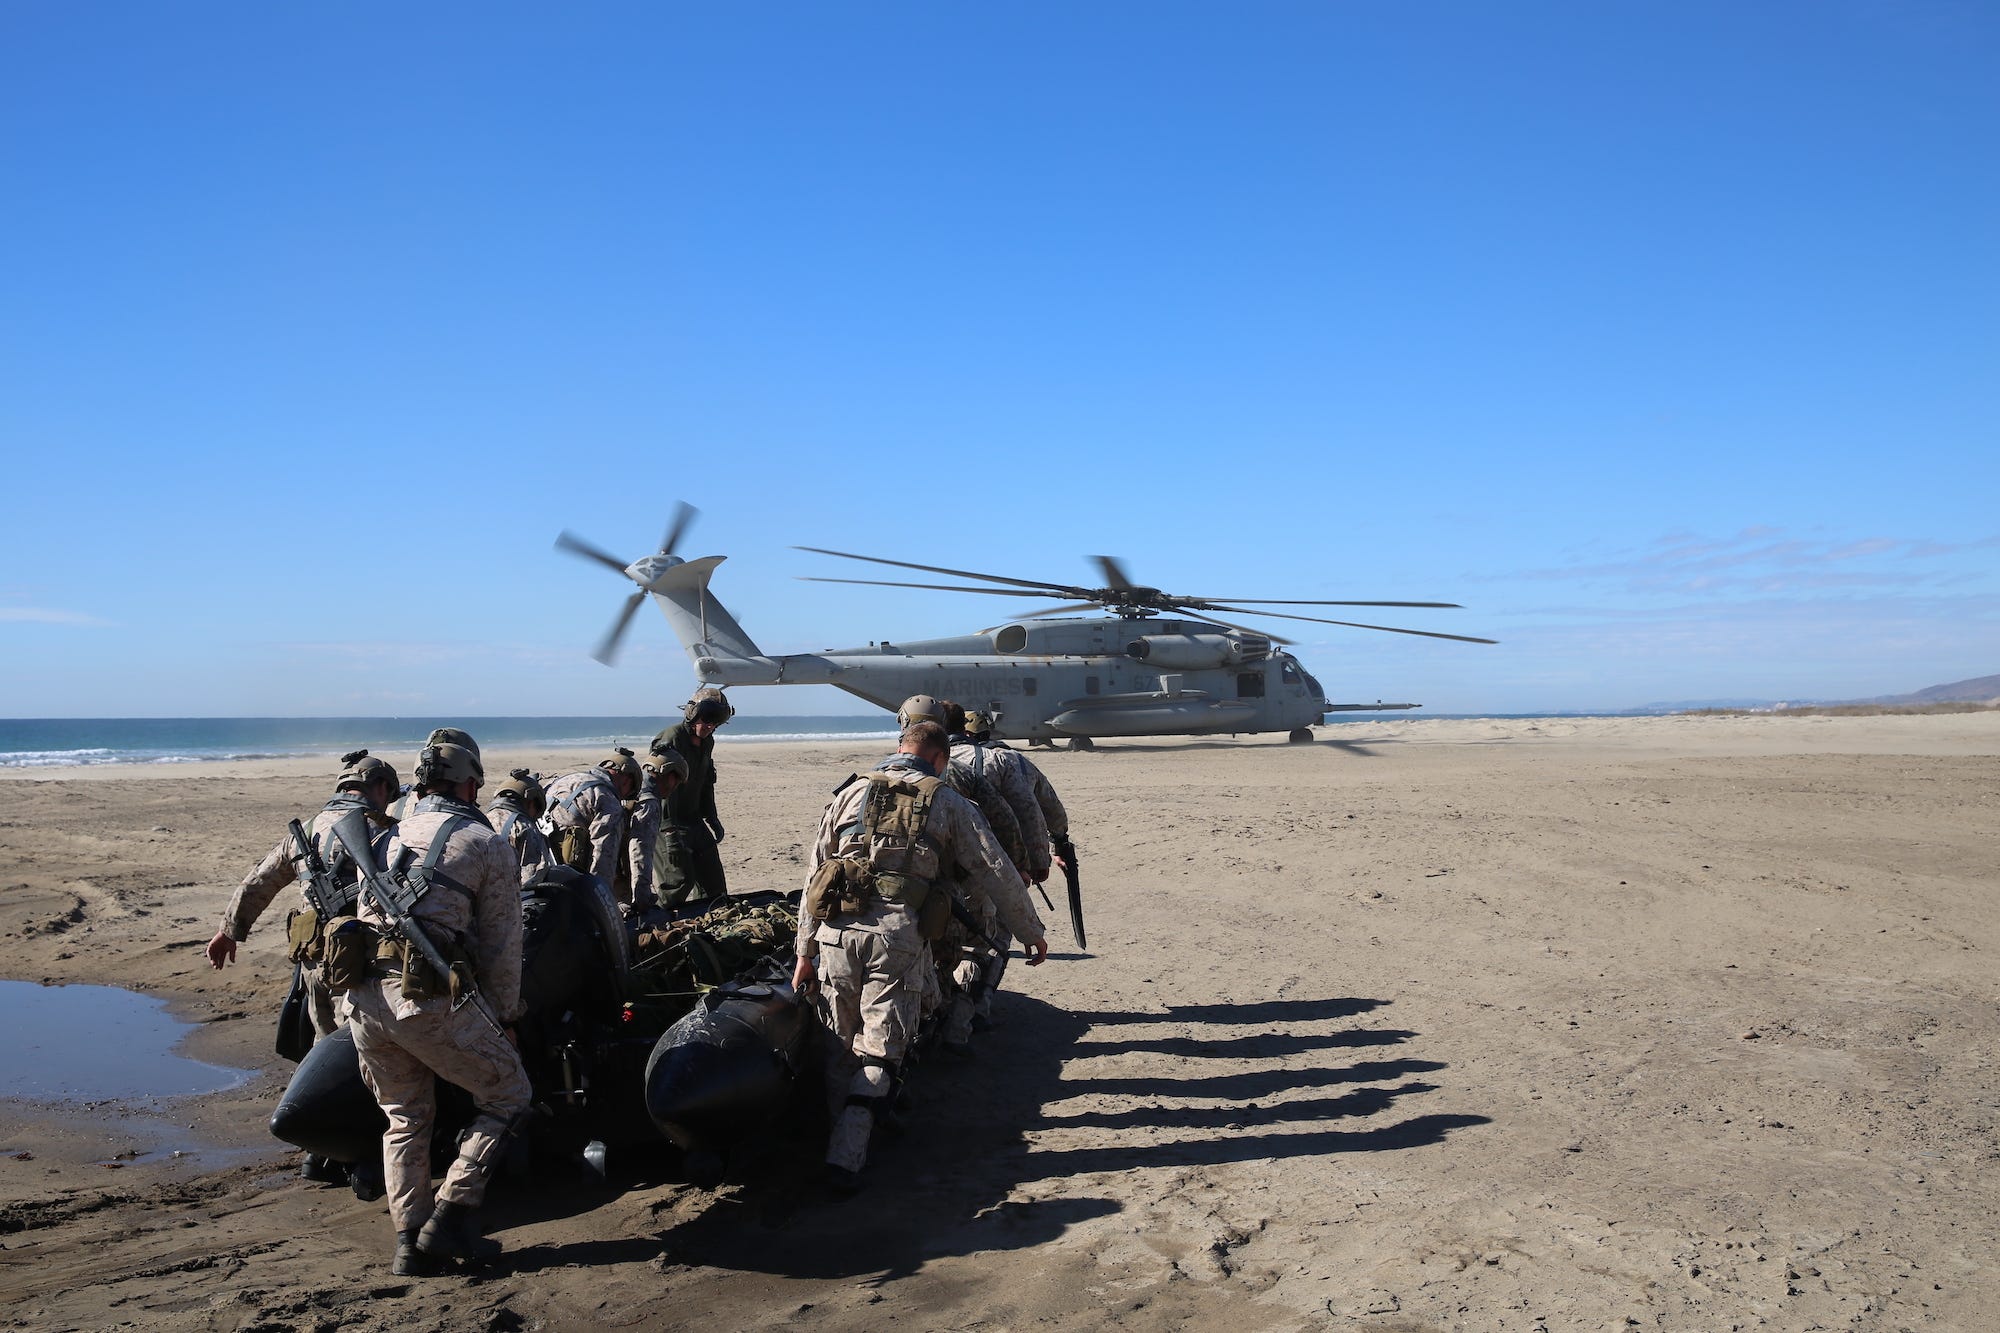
[538,772,615,872]
[283,794,378,965]
[807,771,949,936]
[857,771,943,906]
[324,813,476,1002]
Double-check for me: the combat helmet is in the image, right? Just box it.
[897,694,948,728]
[646,742,690,787]
[414,742,483,791]
[962,709,996,739]
[336,748,399,795]
[598,746,643,792]
[683,687,734,726]
[493,767,547,818]
[425,727,482,765]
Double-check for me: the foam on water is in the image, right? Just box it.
[0,717,902,768]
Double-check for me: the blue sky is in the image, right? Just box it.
[2,2,1994,717]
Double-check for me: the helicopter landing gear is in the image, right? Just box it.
[1067,736,1095,752]
[1287,727,1315,744]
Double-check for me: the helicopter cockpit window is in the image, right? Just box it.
[1281,660,1303,685]
[1237,672,1265,698]
[992,624,1028,654]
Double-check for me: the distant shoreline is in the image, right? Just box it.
[1679,702,2000,718]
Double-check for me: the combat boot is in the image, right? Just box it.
[349,1159,386,1202]
[417,1200,500,1263]
[392,1230,440,1277]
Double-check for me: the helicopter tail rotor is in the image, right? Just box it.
[557,505,706,666]
[594,591,648,665]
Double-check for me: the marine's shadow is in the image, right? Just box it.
[646,991,1487,1282]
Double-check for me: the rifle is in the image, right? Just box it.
[947,893,1010,1003]
[287,818,357,922]
[1052,836,1086,950]
[945,892,1005,956]
[328,810,505,1037]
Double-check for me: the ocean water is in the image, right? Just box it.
[0,716,901,769]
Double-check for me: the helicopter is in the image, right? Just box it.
[556,505,1496,748]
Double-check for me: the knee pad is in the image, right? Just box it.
[843,1061,894,1111]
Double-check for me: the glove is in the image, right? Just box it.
[705,817,726,843]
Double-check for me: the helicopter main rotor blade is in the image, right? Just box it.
[1092,555,1135,590]
[556,531,635,578]
[1170,608,1295,645]
[1008,602,1101,619]
[594,590,648,665]
[800,576,1074,598]
[1182,597,1464,609]
[1196,602,1498,644]
[661,501,698,557]
[795,546,1091,597]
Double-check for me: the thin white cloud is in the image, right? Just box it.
[0,607,113,626]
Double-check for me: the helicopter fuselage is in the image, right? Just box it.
[690,613,1335,741]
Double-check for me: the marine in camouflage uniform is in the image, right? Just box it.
[539,751,637,893]
[793,720,1046,1191]
[967,709,1069,843]
[342,740,530,1275]
[893,698,1031,1048]
[619,746,687,913]
[206,749,399,1040]
[386,727,481,823]
[943,702,1051,880]
[484,768,552,887]
[650,688,731,906]
[966,708,1074,1021]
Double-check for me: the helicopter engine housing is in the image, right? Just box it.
[1125,632,1270,670]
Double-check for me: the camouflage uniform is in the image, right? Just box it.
[927,758,1027,1040]
[344,797,529,1240]
[949,735,1053,1028]
[221,792,388,1038]
[539,769,628,888]
[619,779,662,909]
[484,794,551,887]
[951,737,1050,876]
[944,758,1027,874]
[998,742,1069,841]
[801,754,1044,1175]
[649,721,727,904]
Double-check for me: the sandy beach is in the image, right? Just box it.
[2,712,1997,1331]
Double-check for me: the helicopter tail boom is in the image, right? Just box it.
[641,555,767,665]
[640,558,842,688]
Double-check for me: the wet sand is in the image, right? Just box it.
[3,712,1998,1330]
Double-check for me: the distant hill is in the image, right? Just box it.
[1655,674,2000,717]
[1847,674,2000,707]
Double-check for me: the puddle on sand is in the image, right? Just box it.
[0,980,266,1166]
[0,980,249,1101]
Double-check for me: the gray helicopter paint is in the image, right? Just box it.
[640,560,1332,740]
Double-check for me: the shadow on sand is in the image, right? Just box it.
[627,990,1487,1283]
